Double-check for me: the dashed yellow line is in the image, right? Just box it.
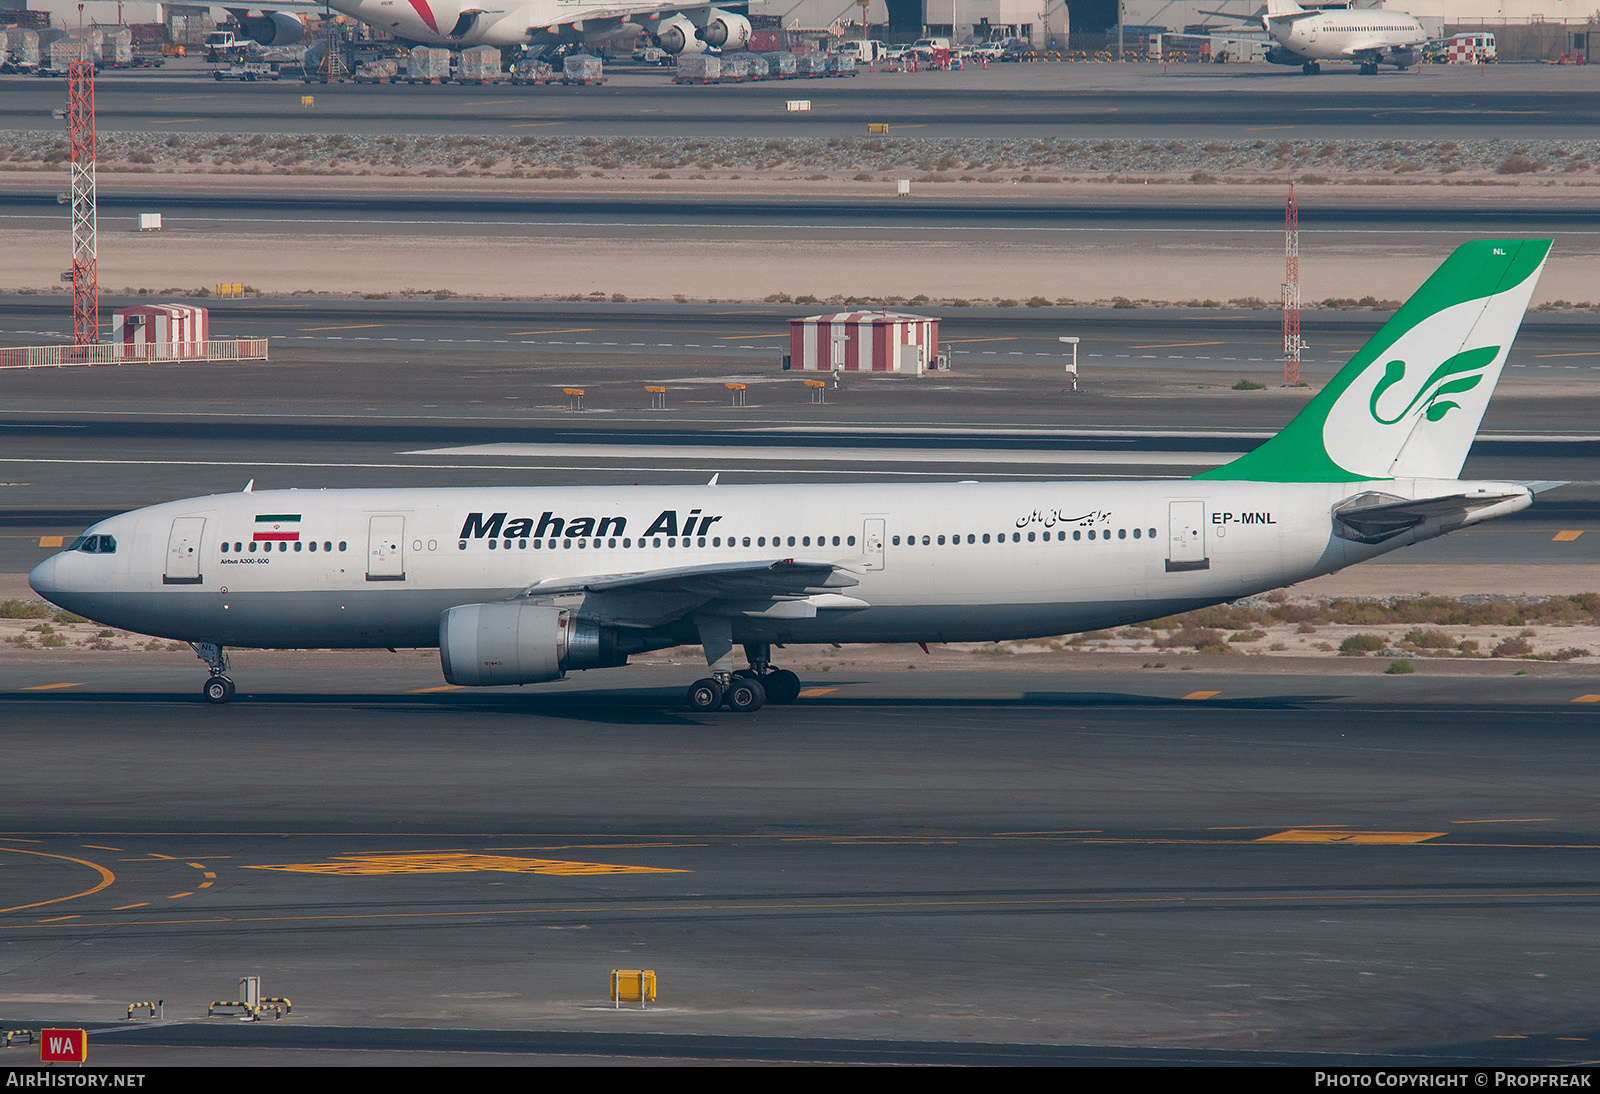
[247,852,684,876]
[38,535,64,548]
[1552,530,1584,541]
[1257,829,1446,844]
[506,327,594,336]
[1573,695,1600,704]
[1181,690,1219,701]
[797,687,837,698]
[21,683,83,691]
[408,684,462,694]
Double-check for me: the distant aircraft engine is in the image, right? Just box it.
[656,14,708,55]
[439,603,625,686]
[699,8,751,50]
[1264,46,1303,66]
[1389,47,1417,67]
[238,12,307,47]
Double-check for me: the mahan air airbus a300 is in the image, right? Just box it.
[29,240,1555,712]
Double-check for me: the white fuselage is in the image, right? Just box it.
[1267,10,1428,64]
[28,477,1521,657]
[325,0,649,47]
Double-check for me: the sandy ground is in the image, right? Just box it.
[5,174,1600,304]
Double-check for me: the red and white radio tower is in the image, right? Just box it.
[1282,181,1301,386]
[68,59,98,348]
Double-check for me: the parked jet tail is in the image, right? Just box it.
[1197,238,1552,483]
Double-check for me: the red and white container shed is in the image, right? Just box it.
[111,303,209,361]
[788,310,939,374]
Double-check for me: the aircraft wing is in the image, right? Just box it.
[514,557,865,628]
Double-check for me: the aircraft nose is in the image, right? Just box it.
[28,553,61,600]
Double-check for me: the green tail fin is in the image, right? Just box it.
[1197,239,1551,483]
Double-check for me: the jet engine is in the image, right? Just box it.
[1264,46,1304,66]
[237,12,307,47]
[438,603,625,686]
[699,8,751,50]
[1388,47,1417,68]
[655,14,707,55]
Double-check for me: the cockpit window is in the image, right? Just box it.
[72,534,116,554]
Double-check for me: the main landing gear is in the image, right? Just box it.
[684,642,802,714]
[193,642,236,704]
[1300,61,1321,74]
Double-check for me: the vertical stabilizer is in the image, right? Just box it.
[1197,239,1551,483]
[1265,0,1308,17]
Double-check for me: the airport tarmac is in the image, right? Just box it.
[5,61,1600,139]
[3,666,1600,1065]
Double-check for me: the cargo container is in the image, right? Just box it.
[458,44,502,83]
[719,52,753,81]
[509,57,556,84]
[353,58,398,83]
[406,45,451,82]
[744,53,769,80]
[560,53,604,84]
[673,52,719,83]
[762,50,798,78]
[101,27,133,67]
[824,53,857,77]
[4,28,39,71]
[794,52,828,77]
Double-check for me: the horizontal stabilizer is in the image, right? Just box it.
[1332,488,1529,543]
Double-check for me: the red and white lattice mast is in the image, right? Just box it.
[68,59,98,348]
[1282,181,1301,386]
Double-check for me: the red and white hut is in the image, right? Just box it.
[787,310,939,374]
[111,303,209,361]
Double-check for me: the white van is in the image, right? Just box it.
[830,39,888,64]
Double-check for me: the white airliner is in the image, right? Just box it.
[30,240,1552,712]
[218,1,751,55]
[1208,0,1428,74]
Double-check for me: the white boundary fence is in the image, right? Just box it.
[0,338,269,369]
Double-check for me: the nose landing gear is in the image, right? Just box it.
[192,642,236,704]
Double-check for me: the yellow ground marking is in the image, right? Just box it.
[204,872,216,878]
[797,687,837,698]
[1553,530,1584,541]
[37,916,81,923]
[0,847,115,914]
[941,337,1017,344]
[187,862,206,869]
[296,324,385,332]
[199,882,212,889]
[408,684,462,694]
[154,95,217,101]
[112,904,149,911]
[1574,695,1600,704]
[718,333,789,340]
[507,327,596,336]
[1257,829,1445,844]
[1451,818,1555,824]
[245,852,686,876]
[38,535,63,548]
[1128,341,1226,349]
[21,683,82,691]
[507,121,564,128]
[1532,351,1600,359]
[151,118,204,125]
[168,892,194,899]
[1181,690,1219,701]
[82,845,124,852]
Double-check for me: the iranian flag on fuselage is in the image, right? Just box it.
[253,514,301,542]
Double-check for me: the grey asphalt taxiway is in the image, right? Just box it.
[4,666,1600,1065]
[6,62,1600,139]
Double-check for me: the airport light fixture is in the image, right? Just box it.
[1059,336,1079,392]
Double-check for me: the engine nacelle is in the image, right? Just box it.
[439,603,624,687]
[656,14,707,55]
[699,8,751,51]
[239,12,307,47]
[1388,47,1417,68]
[1264,46,1305,66]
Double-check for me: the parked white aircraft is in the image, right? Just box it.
[1207,0,1428,74]
[217,1,751,54]
[29,240,1553,712]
